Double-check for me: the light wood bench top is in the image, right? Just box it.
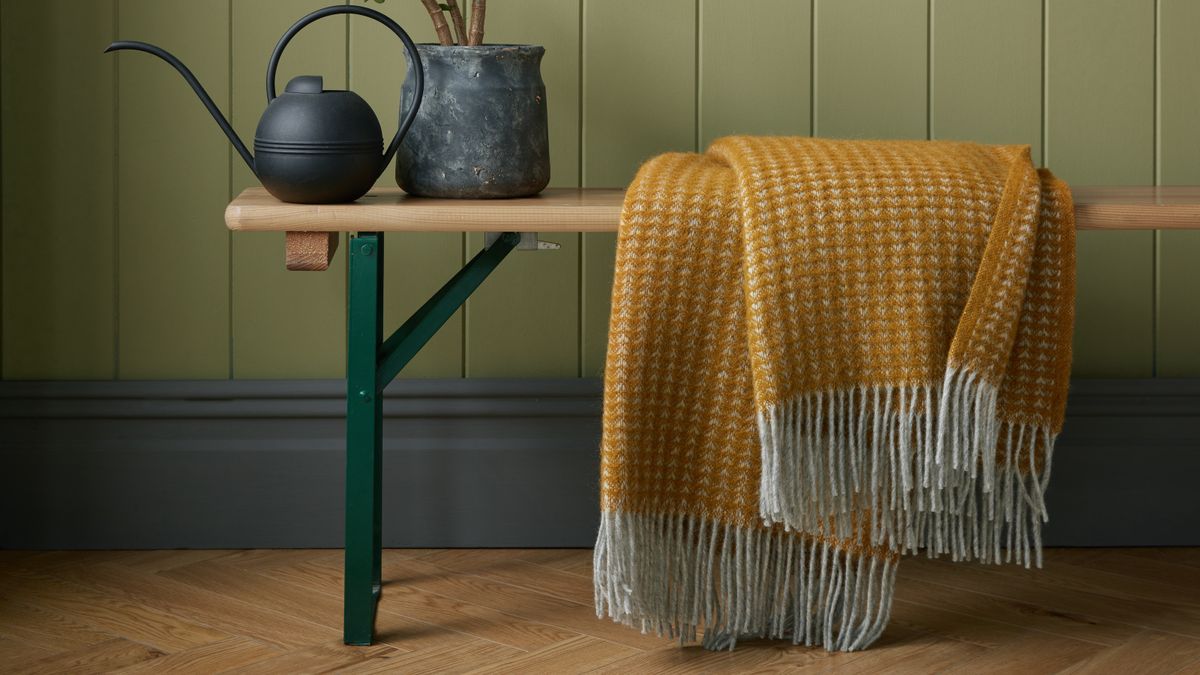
[225,186,1200,270]
[226,187,627,233]
[227,185,1200,233]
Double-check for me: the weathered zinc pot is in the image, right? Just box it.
[396,44,550,198]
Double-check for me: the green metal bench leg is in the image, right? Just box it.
[342,230,521,646]
[345,232,384,646]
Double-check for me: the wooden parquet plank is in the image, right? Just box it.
[377,585,583,653]
[941,632,1106,674]
[9,551,151,573]
[1038,559,1200,609]
[110,549,238,574]
[0,551,65,569]
[886,597,1072,649]
[0,548,1196,673]
[339,637,524,675]
[318,553,669,650]
[902,558,1200,640]
[113,636,283,673]
[927,552,1200,609]
[791,633,988,675]
[1056,629,1200,675]
[215,548,433,574]
[420,549,596,605]
[464,634,640,674]
[0,566,229,652]
[366,600,512,655]
[205,549,324,571]
[220,642,399,675]
[509,548,594,576]
[1120,547,1200,570]
[0,598,117,653]
[565,561,594,576]
[591,639,869,674]
[44,562,340,649]
[891,574,1126,646]
[0,635,55,671]
[160,559,348,634]
[13,637,162,674]
[264,556,582,652]
[1058,550,1200,599]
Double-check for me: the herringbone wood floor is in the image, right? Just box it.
[1,548,1199,673]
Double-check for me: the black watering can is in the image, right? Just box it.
[106,5,423,204]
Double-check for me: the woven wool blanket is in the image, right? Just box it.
[594,136,1075,651]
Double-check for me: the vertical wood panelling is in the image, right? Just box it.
[1047,0,1155,377]
[352,1,463,378]
[116,0,231,378]
[465,0,581,377]
[0,2,1193,381]
[230,1,347,378]
[699,0,811,146]
[815,0,927,139]
[1,0,115,378]
[580,0,697,376]
[931,0,1042,160]
[1157,0,1200,376]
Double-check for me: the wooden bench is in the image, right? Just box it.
[224,184,1200,646]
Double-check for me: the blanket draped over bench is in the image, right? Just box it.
[593,136,1075,651]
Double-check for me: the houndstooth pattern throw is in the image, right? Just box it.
[594,136,1075,651]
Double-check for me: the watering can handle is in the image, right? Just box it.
[266,4,424,167]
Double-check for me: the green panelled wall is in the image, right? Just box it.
[116,0,232,378]
[1,0,1197,380]
[232,1,348,378]
[1,1,115,378]
[1049,0,1156,377]
[1158,0,1200,376]
[466,0,582,377]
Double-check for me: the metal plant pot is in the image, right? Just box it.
[396,44,550,199]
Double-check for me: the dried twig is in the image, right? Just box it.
[445,0,467,46]
[419,0,455,46]
[468,0,486,46]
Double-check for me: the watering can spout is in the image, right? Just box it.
[105,41,256,173]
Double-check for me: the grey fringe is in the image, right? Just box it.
[757,366,1056,568]
[594,510,898,652]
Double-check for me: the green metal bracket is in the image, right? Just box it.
[376,231,520,387]
[343,230,519,646]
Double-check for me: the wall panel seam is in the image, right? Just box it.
[809,0,817,136]
[1152,0,1160,377]
[227,0,234,380]
[576,0,585,378]
[693,0,700,152]
[113,0,122,379]
[0,3,4,376]
[1040,0,1048,168]
[345,7,352,381]
[578,0,588,377]
[461,233,468,377]
[344,8,351,382]
[926,0,932,140]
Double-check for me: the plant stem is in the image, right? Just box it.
[419,0,455,46]
[445,0,467,46]
[468,0,486,46]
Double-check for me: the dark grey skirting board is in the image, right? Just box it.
[1,378,1197,549]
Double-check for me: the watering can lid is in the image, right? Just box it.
[284,76,324,94]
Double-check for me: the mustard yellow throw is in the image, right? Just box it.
[594,137,1075,651]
